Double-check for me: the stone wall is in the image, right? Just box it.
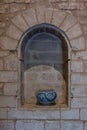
[0,0,87,130]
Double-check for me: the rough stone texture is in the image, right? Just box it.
[80,109,87,120]
[45,121,60,130]
[0,120,14,130]
[71,61,84,72]
[8,109,60,119]
[61,121,83,130]
[0,108,7,119]
[61,109,79,119]
[0,71,17,82]
[16,120,44,130]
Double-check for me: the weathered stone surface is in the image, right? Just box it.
[8,108,60,119]
[60,14,77,31]
[0,71,17,82]
[6,24,22,40]
[36,5,46,23]
[84,122,87,130]
[0,120,14,130]
[80,109,87,120]
[71,73,87,85]
[46,8,54,23]
[12,14,28,31]
[4,83,17,96]
[16,120,44,130]
[61,121,83,130]
[0,51,9,58]
[0,96,17,107]
[71,85,87,97]
[22,8,37,27]
[0,59,3,70]
[70,36,85,51]
[52,10,67,27]
[71,98,87,108]
[0,83,3,95]
[71,61,84,72]
[61,109,79,119]
[0,36,18,50]
[45,121,60,130]
[72,51,87,60]
[4,54,18,70]
[66,24,83,40]
[0,108,7,119]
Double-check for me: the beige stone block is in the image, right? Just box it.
[71,61,84,72]
[52,10,67,27]
[36,5,46,23]
[84,61,87,72]
[66,24,83,40]
[71,98,87,108]
[0,120,14,130]
[85,122,87,130]
[16,120,44,130]
[0,96,17,107]
[71,85,87,97]
[6,24,22,40]
[8,108,60,119]
[60,14,77,31]
[4,54,18,70]
[45,8,54,23]
[70,36,85,51]
[4,83,17,96]
[22,8,37,27]
[80,109,87,120]
[0,71,17,82]
[0,83,3,95]
[72,51,87,60]
[71,73,87,85]
[0,59,3,70]
[61,109,79,119]
[61,121,83,130]
[12,14,28,31]
[0,108,7,119]
[0,51,9,58]
[0,36,18,50]
[45,121,60,130]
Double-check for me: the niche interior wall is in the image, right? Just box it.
[0,0,87,130]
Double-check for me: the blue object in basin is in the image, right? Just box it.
[36,90,57,105]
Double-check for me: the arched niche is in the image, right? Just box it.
[20,23,70,108]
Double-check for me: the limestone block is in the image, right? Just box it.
[0,51,9,58]
[0,71,17,82]
[0,96,17,107]
[52,10,67,27]
[71,98,87,108]
[0,36,18,50]
[45,8,54,23]
[71,73,87,85]
[61,109,79,119]
[71,61,84,72]
[8,109,60,119]
[66,24,83,40]
[12,14,28,31]
[60,14,77,31]
[61,121,83,130]
[85,122,87,130]
[72,51,87,60]
[80,109,87,120]
[45,121,60,130]
[4,54,18,70]
[0,120,14,130]
[0,83,3,95]
[4,83,17,96]
[0,108,7,119]
[36,5,46,23]
[6,24,23,40]
[84,61,87,72]
[22,8,37,27]
[70,36,85,51]
[71,85,87,97]
[16,120,44,130]
[0,59,3,70]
